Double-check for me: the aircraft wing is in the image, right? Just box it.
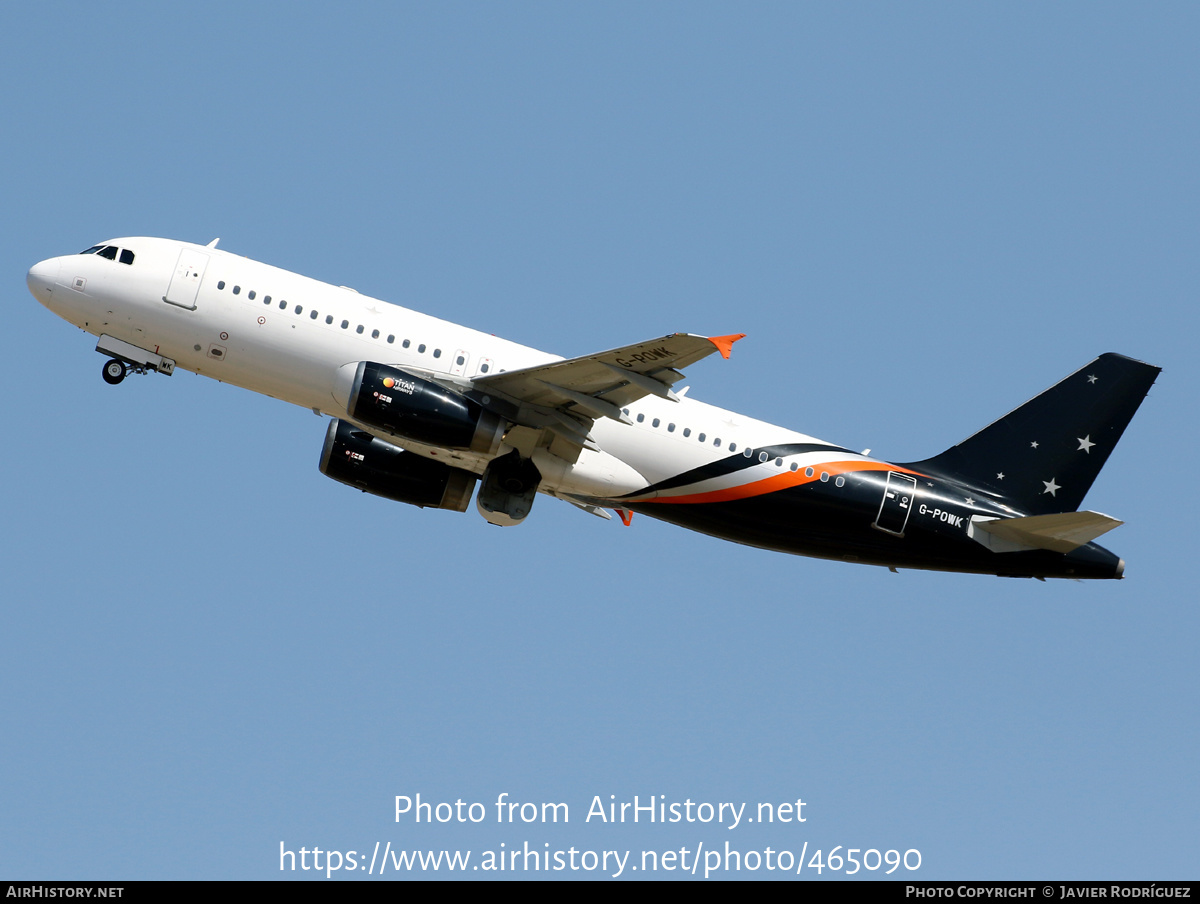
[469,333,744,447]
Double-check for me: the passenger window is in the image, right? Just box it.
[637,414,645,423]
[264,295,271,304]
[668,423,675,432]
[387,335,395,344]
[295,305,303,315]
[341,320,349,329]
[729,443,737,452]
[759,452,769,462]
[683,428,690,437]
[743,448,753,458]
[480,363,489,373]
[433,349,442,358]
[98,246,117,260]
[217,281,225,290]
[652,418,660,428]
[714,438,721,447]
[418,344,426,353]
[356,325,364,334]
[326,315,333,325]
[805,467,814,478]
[119,249,135,265]
[233,286,241,295]
[790,463,799,472]
[249,290,256,300]
[402,339,411,348]
[456,355,465,366]
[372,329,380,339]
[775,458,783,467]
[698,433,706,442]
[310,310,318,319]
[279,300,287,309]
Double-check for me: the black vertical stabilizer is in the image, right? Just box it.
[904,353,1160,515]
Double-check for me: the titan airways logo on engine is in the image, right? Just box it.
[614,346,675,368]
[381,376,417,395]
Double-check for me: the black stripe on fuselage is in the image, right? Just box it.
[627,483,1123,579]
[620,441,855,498]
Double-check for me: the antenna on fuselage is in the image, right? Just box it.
[206,238,220,248]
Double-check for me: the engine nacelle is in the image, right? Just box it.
[319,418,476,511]
[332,361,505,454]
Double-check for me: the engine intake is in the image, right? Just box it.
[333,361,504,454]
[319,418,476,511]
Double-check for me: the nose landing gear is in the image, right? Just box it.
[94,334,176,385]
[100,357,157,385]
[102,359,127,385]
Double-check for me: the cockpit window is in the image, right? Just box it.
[78,244,134,263]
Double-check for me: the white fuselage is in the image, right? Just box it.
[27,236,869,505]
[28,236,1147,580]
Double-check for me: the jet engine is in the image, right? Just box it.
[319,418,476,511]
[332,361,505,454]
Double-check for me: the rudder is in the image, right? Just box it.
[906,353,1160,514]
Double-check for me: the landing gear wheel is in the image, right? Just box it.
[102,358,127,385]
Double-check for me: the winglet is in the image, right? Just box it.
[616,508,634,526]
[707,333,746,359]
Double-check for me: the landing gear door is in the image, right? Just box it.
[873,472,917,536]
[163,248,209,310]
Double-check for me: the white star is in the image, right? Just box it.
[1030,441,1039,449]
[965,497,974,505]
[996,472,1005,480]
[1042,478,1061,496]
[1077,435,1095,453]
[1087,374,1098,384]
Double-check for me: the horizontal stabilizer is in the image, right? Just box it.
[970,511,1123,554]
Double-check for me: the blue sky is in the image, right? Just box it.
[2,2,1196,880]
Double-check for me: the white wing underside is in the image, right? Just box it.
[468,332,743,452]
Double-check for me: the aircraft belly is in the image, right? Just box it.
[532,446,647,498]
[631,484,1122,578]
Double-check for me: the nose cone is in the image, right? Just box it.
[26,257,60,302]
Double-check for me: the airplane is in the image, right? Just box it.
[26,236,1160,580]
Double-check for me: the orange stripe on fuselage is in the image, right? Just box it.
[643,460,925,505]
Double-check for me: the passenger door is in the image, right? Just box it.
[873,472,917,536]
[163,248,209,310]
